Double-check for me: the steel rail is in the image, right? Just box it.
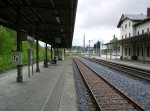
[73,57,146,111]
[87,58,150,81]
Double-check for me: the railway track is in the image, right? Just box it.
[73,57,145,111]
[86,57,150,81]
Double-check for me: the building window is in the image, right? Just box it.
[129,33,131,37]
[147,46,150,57]
[125,48,127,56]
[129,48,131,56]
[147,28,150,33]
[125,24,127,29]
[137,47,140,56]
[122,36,123,39]
[129,22,130,27]
[125,34,127,38]
[142,30,144,34]
[137,31,139,35]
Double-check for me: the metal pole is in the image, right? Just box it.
[106,45,108,59]
[36,39,40,72]
[88,40,92,57]
[109,46,112,59]
[96,44,97,56]
[64,48,66,57]
[57,45,58,59]
[122,41,123,60]
[51,45,53,60]
[143,39,145,64]
[99,42,101,57]
[44,43,48,68]
[28,65,30,78]
[130,40,132,62]
[28,49,30,78]
[31,49,34,75]
[89,40,90,57]
[32,64,33,75]
[116,42,117,60]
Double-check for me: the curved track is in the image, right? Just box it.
[73,57,145,111]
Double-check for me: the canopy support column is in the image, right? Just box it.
[51,45,53,60]
[44,43,48,68]
[36,39,40,72]
[64,48,66,58]
[16,9,23,82]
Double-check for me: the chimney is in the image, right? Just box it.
[147,8,150,17]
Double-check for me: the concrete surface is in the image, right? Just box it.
[0,57,78,111]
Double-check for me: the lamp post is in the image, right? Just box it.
[88,40,93,57]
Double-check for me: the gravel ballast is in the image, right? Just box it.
[72,60,94,111]
[80,58,150,110]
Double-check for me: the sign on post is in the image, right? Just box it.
[12,52,22,65]
[28,49,33,66]
[28,49,34,77]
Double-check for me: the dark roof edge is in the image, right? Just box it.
[133,17,150,26]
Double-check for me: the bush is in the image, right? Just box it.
[0,27,50,72]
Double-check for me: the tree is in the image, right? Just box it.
[109,35,118,50]
[96,41,101,48]
[94,41,101,55]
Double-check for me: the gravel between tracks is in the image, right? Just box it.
[80,58,150,111]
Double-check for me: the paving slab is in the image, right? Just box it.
[58,59,78,111]
[0,57,78,111]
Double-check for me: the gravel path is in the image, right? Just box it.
[80,58,150,111]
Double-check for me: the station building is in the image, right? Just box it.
[117,8,150,62]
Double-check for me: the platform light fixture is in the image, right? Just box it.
[56,17,60,23]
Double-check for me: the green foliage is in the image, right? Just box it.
[75,53,84,57]
[0,27,15,55]
[0,27,16,71]
[39,45,45,61]
[0,27,50,72]
[22,41,30,64]
[94,41,101,49]
[65,52,71,56]
[109,36,118,49]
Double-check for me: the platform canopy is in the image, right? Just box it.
[0,0,78,48]
[104,33,150,46]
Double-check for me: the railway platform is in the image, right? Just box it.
[92,55,150,71]
[0,57,77,111]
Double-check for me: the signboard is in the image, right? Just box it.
[12,52,22,65]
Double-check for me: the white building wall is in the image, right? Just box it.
[121,42,150,61]
[119,18,150,61]
[135,21,150,35]
[120,19,134,39]
[122,44,132,59]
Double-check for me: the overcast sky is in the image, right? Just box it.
[72,0,150,47]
